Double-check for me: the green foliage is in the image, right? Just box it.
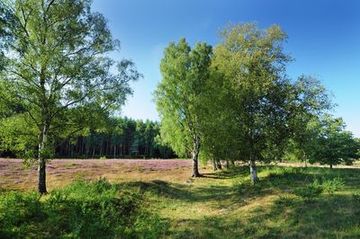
[353,193,360,203]
[311,115,360,167]
[153,24,337,178]
[0,114,38,158]
[320,177,345,194]
[293,176,345,201]
[0,179,168,239]
[196,23,328,182]
[0,192,44,238]
[204,23,300,168]
[285,75,332,164]
[0,0,140,192]
[155,38,212,157]
[293,180,323,201]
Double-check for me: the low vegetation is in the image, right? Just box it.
[1,160,359,238]
[0,178,168,239]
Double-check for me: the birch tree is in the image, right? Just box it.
[0,0,140,193]
[212,23,292,183]
[155,38,212,177]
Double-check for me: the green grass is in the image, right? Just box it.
[1,165,360,238]
[0,178,168,239]
[121,166,360,238]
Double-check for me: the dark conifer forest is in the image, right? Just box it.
[54,118,176,159]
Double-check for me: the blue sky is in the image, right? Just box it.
[93,0,360,137]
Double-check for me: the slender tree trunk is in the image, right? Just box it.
[192,155,200,177]
[330,164,333,169]
[37,67,50,194]
[249,158,258,184]
[99,138,103,157]
[213,158,218,171]
[38,157,47,194]
[304,151,308,168]
[38,124,48,194]
[82,138,85,157]
[191,136,201,177]
[113,145,116,159]
[216,161,222,170]
[248,128,258,184]
[226,160,230,169]
[85,138,89,158]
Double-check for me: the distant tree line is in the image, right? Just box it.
[0,117,176,159]
[54,117,176,159]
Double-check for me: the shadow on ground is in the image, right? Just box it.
[169,194,360,239]
[116,166,360,238]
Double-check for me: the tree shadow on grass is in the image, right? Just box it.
[202,166,249,179]
[117,180,240,204]
[243,194,360,238]
[117,177,265,206]
[201,167,245,179]
[116,166,360,207]
[115,166,360,238]
[119,180,195,201]
[165,194,360,239]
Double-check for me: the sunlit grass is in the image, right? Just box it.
[1,159,360,238]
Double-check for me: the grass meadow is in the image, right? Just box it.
[1,159,360,238]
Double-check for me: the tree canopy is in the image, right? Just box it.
[154,24,357,181]
[0,0,140,193]
[311,115,359,168]
[155,38,212,177]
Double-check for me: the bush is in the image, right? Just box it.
[0,192,45,238]
[0,179,168,239]
[294,183,323,201]
[321,177,345,195]
[293,176,345,201]
[352,193,360,203]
